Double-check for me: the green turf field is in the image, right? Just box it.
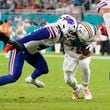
[0,52,110,110]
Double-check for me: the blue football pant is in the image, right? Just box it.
[0,50,48,86]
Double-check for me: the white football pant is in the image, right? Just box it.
[63,54,91,89]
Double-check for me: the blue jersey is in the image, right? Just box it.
[17,23,62,54]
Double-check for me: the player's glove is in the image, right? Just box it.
[79,44,94,60]
[0,32,23,51]
[80,46,91,56]
[0,32,10,42]
[8,40,23,51]
[86,43,94,52]
[4,43,14,52]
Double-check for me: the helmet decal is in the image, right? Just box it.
[77,21,96,42]
[81,22,93,39]
[57,14,77,37]
[66,16,75,25]
[60,15,75,24]
[67,17,75,24]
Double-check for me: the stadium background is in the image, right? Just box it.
[0,1,110,110]
[0,0,104,53]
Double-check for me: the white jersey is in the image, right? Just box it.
[24,23,62,54]
[64,34,92,58]
[64,36,82,58]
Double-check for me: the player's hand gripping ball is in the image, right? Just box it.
[81,45,91,56]
[79,45,94,60]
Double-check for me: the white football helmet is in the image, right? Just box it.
[57,14,77,39]
[77,21,96,42]
[96,0,110,12]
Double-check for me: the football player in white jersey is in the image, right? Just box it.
[0,14,77,87]
[63,21,96,100]
[96,0,110,14]
[96,0,110,40]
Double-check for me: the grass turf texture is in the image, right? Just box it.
[0,52,110,110]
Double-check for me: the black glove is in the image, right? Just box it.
[0,32,10,43]
[8,40,23,51]
[0,32,23,51]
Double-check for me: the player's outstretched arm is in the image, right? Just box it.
[0,32,23,51]
[0,32,10,43]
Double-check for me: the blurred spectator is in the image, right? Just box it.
[15,20,26,39]
[14,14,22,24]
[34,0,40,9]
[82,0,91,10]
[34,17,41,26]
[40,19,49,27]
[0,0,96,11]
[8,16,15,26]
[0,20,3,29]
[0,0,9,9]
[24,19,37,33]
[42,0,56,10]
[98,23,110,55]
[0,19,11,57]
[0,19,11,36]
[7,0,16,12]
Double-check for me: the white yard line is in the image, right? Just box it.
[0,52,110,60]
[92,56,110,60]
[44,54,110,60]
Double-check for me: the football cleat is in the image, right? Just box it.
[25,76,45,88]
[82,86,92,100]
[72,85,82,100]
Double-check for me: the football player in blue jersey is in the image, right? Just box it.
[0,14,77,87]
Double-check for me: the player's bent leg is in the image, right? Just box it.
[25,52,49,88]
[82,85,92,100]
[0,50,24,86]
[64,72,82,100]
[0,74,21,86]
[79,57,92,100]
[25,76,45,88]
[25,68,48,88]
[25,65,48,88]
[72,84,83,100]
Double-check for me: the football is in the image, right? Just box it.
[81,45,91,56]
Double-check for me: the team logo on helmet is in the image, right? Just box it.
[58,14,77,35]
[60,15,75,25]
[77,21,96,42]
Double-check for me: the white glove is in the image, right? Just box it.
[86,42,96,52]
[86,43,94,52]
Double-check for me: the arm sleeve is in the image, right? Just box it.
[17,27,50,44]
